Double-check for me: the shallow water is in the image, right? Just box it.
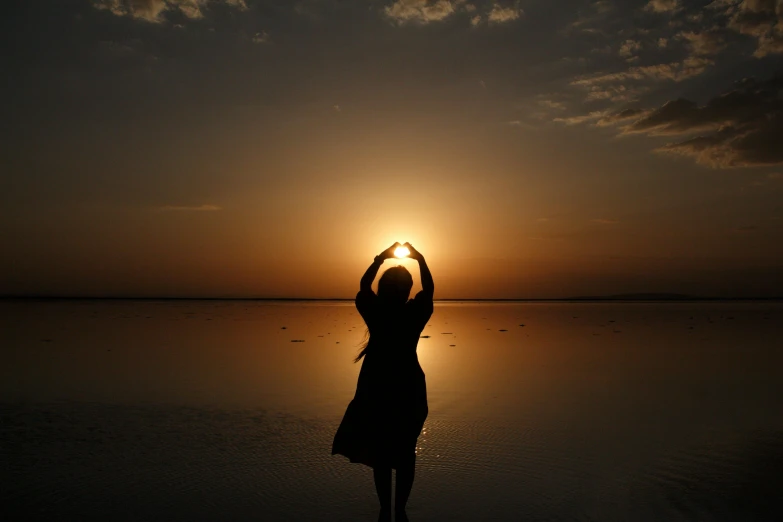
[2,300,782,521]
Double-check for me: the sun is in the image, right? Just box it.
[394,246,410,258]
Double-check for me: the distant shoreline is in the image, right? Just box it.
[2,295,782,302]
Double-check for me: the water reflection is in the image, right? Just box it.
[1,300,782,521]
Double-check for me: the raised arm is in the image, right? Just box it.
[360,242,401,292]
[404,243,434,295]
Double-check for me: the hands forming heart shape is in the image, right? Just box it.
[394,245,410,258]
[380,242,422,261]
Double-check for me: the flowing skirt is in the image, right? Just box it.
[332,360,428,469]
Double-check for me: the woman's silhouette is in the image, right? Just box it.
[332,242,434,522]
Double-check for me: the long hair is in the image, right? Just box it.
[353,266,413,363]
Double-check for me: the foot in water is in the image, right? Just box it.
[378,508,391,522]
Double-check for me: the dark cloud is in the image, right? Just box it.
[542,0,783,171]
[557,0,782,113]
[711,0,783,57]
[626,98,708,134]
[626,75,783,167]
[659,112,783,166]
[565,73,783,167]
[8,0,783,176]
[627,75,782,132]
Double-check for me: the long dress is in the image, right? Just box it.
[332,289,433,469]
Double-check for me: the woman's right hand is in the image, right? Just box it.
[379,242,401,260]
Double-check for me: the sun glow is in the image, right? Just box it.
[394,246,410,258]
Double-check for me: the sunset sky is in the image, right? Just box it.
[2,0,782,298]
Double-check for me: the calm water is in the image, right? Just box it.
[2,300,782,521]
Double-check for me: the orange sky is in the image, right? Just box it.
[1,0,782,298]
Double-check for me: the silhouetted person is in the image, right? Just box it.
[332,242,434,522]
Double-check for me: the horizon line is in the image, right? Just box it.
[3,294,783,302]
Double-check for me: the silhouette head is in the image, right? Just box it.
[377,266,413,305]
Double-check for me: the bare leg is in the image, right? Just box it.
[373,466,392,521]
[394,454,416,522]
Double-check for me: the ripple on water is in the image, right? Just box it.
[3,404,783,522]
[1,403,374,522]
[631,432,783,521]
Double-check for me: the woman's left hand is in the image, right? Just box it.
[403,242,423,260]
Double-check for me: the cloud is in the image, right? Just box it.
[252,31,270,44]
[92,0,165,22]
[384,0,458,24]
[593,0,613,14]
[538,99,567,110]
[619,39,642,58]
[596,108,652,126]
[624,98,709,135]
[678,29,727,55]
[585,84,643,102]
[592,218,620,224]
[705,0,737,11]
[383,0,521,25]
[756,28,783,56]
[567,0,615,34]
[641,57,715,80]
[644,0,681,13]
[657,117,783,167]
[623,75,783,167]
[571,56,714,102]
[711,0,783,57]
[627,75,782,134]
[158,204,222,211]
[91,0,247,23]
[572,57,714,88]
[488,3,522,23]
[553,111,610,125]
[506,120,538,129]
[562,74,783,168]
